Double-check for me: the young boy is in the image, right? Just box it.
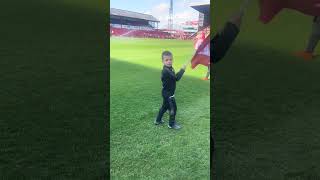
[155,51,187,130]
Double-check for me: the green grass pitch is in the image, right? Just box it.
[110,37,210,179]
[212,1,320,179]
[1,1,107,178]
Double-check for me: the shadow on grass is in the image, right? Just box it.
[212,41,320,179]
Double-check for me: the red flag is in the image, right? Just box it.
[191,35,210,69]
[259,0,320,24]
[194,31,205,50]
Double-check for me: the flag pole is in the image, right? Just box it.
[185,58,192,65]
[182,58,191,70]
[239,0,251,15]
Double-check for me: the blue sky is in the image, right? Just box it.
[110,0,210,28]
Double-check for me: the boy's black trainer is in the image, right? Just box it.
[154,119,165,125]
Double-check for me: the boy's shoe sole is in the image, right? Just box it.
[168,124,181,129]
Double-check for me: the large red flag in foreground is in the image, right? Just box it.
[259,0,320,23]
[191,35,210,69]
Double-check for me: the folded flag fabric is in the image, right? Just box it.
[191,34,210,69]
[259,0,320,24]
[194,31,206,50]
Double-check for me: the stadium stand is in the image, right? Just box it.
[110,8,189,39]
[190,3,210,40]
[110,8,171,38]
[109,5,209,40]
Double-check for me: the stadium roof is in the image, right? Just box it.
[110,8,159,22]
[190,3,210,15]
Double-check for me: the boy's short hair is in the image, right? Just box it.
[162,51,173,60]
